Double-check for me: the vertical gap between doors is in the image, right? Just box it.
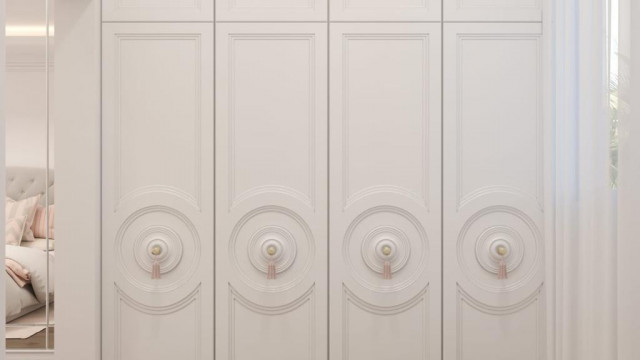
[99,7,104,359]
[326,6,331,360]
[213,3,217,359]
[45,0,51,348]
[440,3,445,359]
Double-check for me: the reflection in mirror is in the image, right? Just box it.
[5,0,55,350]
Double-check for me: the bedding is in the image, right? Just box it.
[5,258,31,287]
[4,245,54,320]
[5,167,55,321]
[5,245,54,303]
[5,272,40,321]
[21,238,55,251]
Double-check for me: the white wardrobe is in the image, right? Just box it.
[101,0,548,358]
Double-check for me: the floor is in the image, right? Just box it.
[5,303,55,350]
[6,327,54,349]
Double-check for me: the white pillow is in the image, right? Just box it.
[5,245,54,303]
[6,195,40,241]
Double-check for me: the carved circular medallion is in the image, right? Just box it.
[474,226,524,274]
[343,206,428,293]
[247,226,298,274]
[457,206,541,293]
[115,206,200,293]
[230,206,314,293]
[361,226,411,274]
[133,226,184,274]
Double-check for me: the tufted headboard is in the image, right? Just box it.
[6,167,55,205]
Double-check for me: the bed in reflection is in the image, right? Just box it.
[4,167,55,346]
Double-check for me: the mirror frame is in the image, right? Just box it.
[1,0,6,352]
[2,0,101,358]
[4,0,55,351]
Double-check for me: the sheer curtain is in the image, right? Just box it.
[617,0,640,359]
[554,0,618,359]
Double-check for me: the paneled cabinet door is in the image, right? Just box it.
[329,0,440,21]
[330,23,442,360]
[215,23,328,360]
[443,23,547,360]
[442,0,541,22]
[216,0,327,22]
[102,23,214,360]
[102,0,213,22]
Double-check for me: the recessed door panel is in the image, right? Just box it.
[330,0,439,21]
[102,23,214,360]
[217,0,327,21]
[443,0,541,22]
[215,23,328,360]
[102,0,213,22]
[330,23,442,360]
[443,22,546,360]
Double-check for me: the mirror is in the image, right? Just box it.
[5,0,55,350]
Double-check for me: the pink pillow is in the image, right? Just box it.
[31,204,55,239]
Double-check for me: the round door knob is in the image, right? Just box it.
[150,245,163,256]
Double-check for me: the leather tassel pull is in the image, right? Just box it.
[151,256,161,280]
[497,258,508,280]
[383,260,392,280]
[267,260,276,280]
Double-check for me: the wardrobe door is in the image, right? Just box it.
[215,23,328,360]
[102,23,214,360]
[443,23,546,360]
[330,23,442,360]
